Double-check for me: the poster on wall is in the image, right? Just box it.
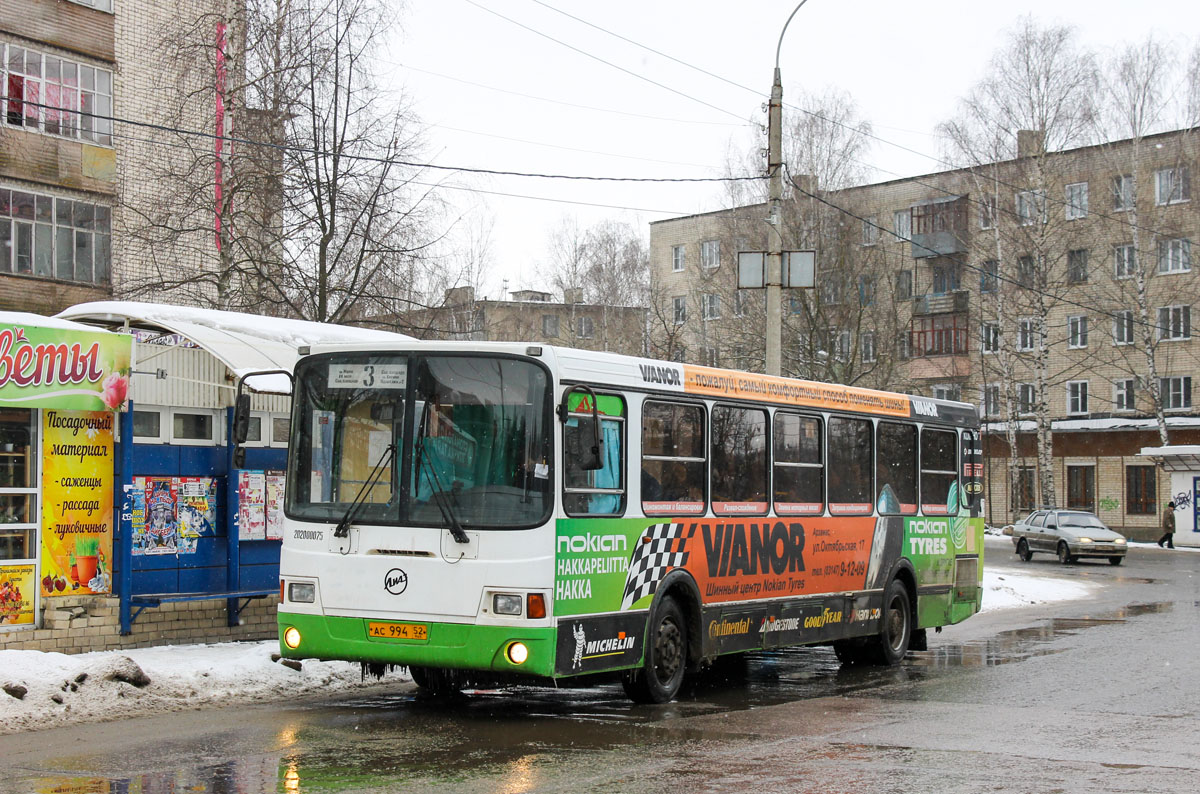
[238,470,267,541]
[40,410,115,596]
[177,477,217,550]
[265,471,285,541]
[141,477,180,555]
[0,322,132,412]
[130,477,215,555]
[0,563,35,626]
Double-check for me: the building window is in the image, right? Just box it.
[1114,244,1135,279]
[1017,318,1036,352]
[68,0,114,11]
[1156,305,1190,340]
[981,322,999,354]
[672,296,686,325]
[893,209,911,242]
[861,331,876,364]
[131,409,164,442]
[670,347,685,363]
[1015,466,1036,513]
[819,277,842,305]
[1160,376,1192,410]
[1155,166,1190,206]
[1067,381,1088,415]
[862,216,878,246]
[733,290,750,317]
[702,346,719,367]
[1017,383,1035,414]
[542,314,559,337]
[933,383,961,402]
[1113,174,1135,211]
[897,334,911,360]
[1,43,113,145]
[1067,465,1095,512]
[980,259,998,293]
[911,314,968,356]
[172,410,219,445]
[896,269,912,300]
[1126,465,1157,514]
[1113,310,1134,345]
[1114,378,1136,411]
[858,276,875,307]
[833,330,851,361]
[700,239,720,269]
[1065,182,1089,219]
[979,195,997,230]
[1016,190,1046,226]
[1017,255,1037,286]
[701,293,720,321]
[983,385,1001,417]
[1067,249,1088,284]
[0,408,38,562]
[0,187,111,283]
[271,416,290,446]
[932,263,960,294]
[576,316,594,339]
[1068,315,1088,349]
[671,244,685,272]
[1158,238,1191,273]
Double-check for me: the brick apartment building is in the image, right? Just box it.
[1,0,225,315]
[650,127,1200,540]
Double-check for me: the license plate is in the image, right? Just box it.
[367,621,428,640]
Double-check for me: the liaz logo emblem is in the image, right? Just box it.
[384,568,409,595]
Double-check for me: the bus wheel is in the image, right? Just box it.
[622,596,687,703]
[409,666,461,696]
[874,577,913,666]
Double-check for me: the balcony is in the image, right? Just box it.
[910,196,969,259]
[912,290,970,316]
[906,313,972,379]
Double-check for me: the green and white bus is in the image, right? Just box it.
[275,342,984,703]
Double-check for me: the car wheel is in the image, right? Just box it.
[1109,556,1124,566]
[622,595,687,703]
[1017,539,1033,561]
[1057,542,1073,565]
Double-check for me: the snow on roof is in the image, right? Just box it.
[1,310,120,335]
[1137,444,1200,471]
[985,416,1200,433]
[56,301,413,393]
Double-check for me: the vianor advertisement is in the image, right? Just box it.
[551,491,982,676]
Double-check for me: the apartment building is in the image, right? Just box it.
[1,0,224,315]
[650,127,1200,540]
[403,286,647,357]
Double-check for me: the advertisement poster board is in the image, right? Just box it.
[40,410,114,595]
[238,470,266,541]
[177,477,217,551]
[0,322,132,411]
[265,471,285,541]
[0,563,35,626]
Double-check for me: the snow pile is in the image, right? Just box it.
[981,567,1096,612]
[0,641,408,735]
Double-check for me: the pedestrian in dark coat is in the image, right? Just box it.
[1158,501,1176,549]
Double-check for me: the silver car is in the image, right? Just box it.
[1012,509,1128,565]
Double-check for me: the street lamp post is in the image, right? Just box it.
[765,1,809,377]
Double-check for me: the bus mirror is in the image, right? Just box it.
[233,393,252,444]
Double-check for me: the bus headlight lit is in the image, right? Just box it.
[493,593,523,616]
[506,641,529,665]
[288,582,316,603]
[283,627,302,649]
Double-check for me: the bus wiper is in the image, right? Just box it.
[419,438,471,545]
[332,443,396,539]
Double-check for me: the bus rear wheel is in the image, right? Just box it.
[622,595,687,703]
[834,578,913,667]
[409,665,461,696]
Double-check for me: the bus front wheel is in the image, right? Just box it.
[409,665,461,696]
[622,595,687,703]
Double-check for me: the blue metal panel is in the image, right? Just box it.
[132,552,179,570]
[239,564,279,591]
[179,446,226,477]
[132,568,178,595]
[180,566,227,593]
[178,537,227,568]
[245,448,287,470]
[239,540,282,564]
[131,444,180,474]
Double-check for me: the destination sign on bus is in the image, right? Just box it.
[327,363,408,389]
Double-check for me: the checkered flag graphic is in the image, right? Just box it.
[622,522,692,609]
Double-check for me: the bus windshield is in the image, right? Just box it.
[287,353,552,529]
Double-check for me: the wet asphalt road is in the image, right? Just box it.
[1,536,1198,793]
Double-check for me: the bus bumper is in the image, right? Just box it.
[277,611,558,678]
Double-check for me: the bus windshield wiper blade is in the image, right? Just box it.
[332,443,396,539]
[419,438,471,545]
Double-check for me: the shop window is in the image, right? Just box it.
[1066,465,1095,512]
[920,428,958,514]
[1126,465,1156,515]
[774,412,823,515]
[641,401,705,515]
[271,415,291,447]
[0,408,37,561]
[877,422,918,514]
[828,416,873,514]
[1015,466,1036,513]
[241,413,268,448]
[130,408,165,443]
[171,410,219,445]
[710,405,768,515]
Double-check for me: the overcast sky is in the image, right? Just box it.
[386,0,1197,299]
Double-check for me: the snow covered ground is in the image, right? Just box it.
[0,561,1098,736]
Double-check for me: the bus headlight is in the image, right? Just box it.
[493,593,523,616]
[283,626,302,649]
[288,582,316,603]
[506,641,529,665]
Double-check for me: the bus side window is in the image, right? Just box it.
[920,428,958,514]
[563,393,626,516]
[711,405,768,515]
[828,417,873,514]
[774,412,823,515]
[877,422,917,515]
[642,401,706,516]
